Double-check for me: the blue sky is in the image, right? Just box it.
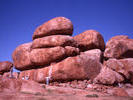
[0,0,133,62]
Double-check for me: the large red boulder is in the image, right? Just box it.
[0,61,13,74]
[31,35,78,49]
[30,46,66,66]
[104,35,133,59]
[93,67,124,85]
[12,42,34,70]
[30,46,79,66]
[50,52,102,82]
[33,17,73,40]
[104,58,133,82]
[19,50,102,83]
[73,30,105,51]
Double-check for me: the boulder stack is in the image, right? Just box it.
[10,16,133,86]
[11,17,105,83]
[12,17,79,70]
[94,35,133,85]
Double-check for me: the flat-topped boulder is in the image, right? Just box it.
[33,17,73,40]
[73,30,105,52]
[0,61,13,74]
[104,35,133,59]
[31,35,78,49]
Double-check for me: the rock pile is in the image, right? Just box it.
[3,16,133,86]
[94,35,133,85]
[10,17,105,83]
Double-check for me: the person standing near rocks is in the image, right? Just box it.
[10,67,13,78]
[46,62,55,85]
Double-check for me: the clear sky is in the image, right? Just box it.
[0,0,133,62]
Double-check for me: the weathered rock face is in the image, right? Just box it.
[104,35,133,59]
[12,42,79,70]
[31,35,78,49]
[50,52,102,82]
[73,30,105,51]
[12,42,34,70]
[64,46,80,57]
[19,51,102,83]
[30,46,66,66]
[0,78,22,92]
[81,49,102,62]
[104,58,133,82]
[33,17,73,40]
[93,67,124,85]
[0,78,46,94]
[30,46,79,66]
[0,61,13,74]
